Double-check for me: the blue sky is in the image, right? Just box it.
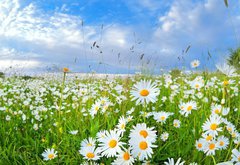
[0,0,239,74]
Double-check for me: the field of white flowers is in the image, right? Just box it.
[0,66,239,164]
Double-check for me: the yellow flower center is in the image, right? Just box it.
[140,89,149,96]
[123,152,130,160]
[206,135,212,141]
[63,67,69,72]
[187,106,192,111]
[87,143,93,146]
[209,143,215,150]
[238,156,240,161]
[95,106,99,111]
[48,154,55,159]
[214,109,220,114]
[139,130,148,138]
[174,123,178,127]
[223,80,229,86]
[232,133,236,138]
[121,124,125,129]
[139,141,148,150]
[210,123,218,130]
[160,116,165,121]
[195,84,199,88]
[197,143,202,148]
[86,152,95,159]
[108,139,117,148]
[219,141,224,146]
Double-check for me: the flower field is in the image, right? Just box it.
[0,71,239,164]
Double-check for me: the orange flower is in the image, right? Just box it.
[63,67,69,72]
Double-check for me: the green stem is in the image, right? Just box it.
[211,155,216,165]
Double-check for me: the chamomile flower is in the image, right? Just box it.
[112,148,135,165]
[203,140,219,155]
[79,146,101,161]
[173,119,181,128]
[164,157,185,165]
[81,137,96,148]
[217,136,229,150]
[116,116,128,135]
[153,111,173,124]
[179,101,197,117]
[69,130,78,135]
[211,104,222,115]
[90,101,101,117]
[41,148,57,161]
[160,132,169,142]
[129,136,157,161]
[98,130,124,158]
[130,80,159,105]
[195,138,206,151]
[191,60,200,68]
[231,149,240,163]
[202,114,222,136]
[216,63,237,77]
[129,123,157,143]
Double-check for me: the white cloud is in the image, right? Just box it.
[152,0,240,62]
[0,59,40,70]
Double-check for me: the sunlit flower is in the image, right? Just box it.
[191,60,200,68]
[202,114,222,136]
[231,149,240,163]
[164,157,185,165]
[130,80,159,105]
[160,132,169,142]
[216,63,237,77]
[153,111,173,124]
[217,136,229,150]
[41,148,57,161]
[112,148,135,165]
[98,130,124,158]
[63,67,69,72]
[79,146,101,161]
[203,140,219,155]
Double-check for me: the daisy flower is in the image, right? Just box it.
[195,138,206,151]
[203,140,219,155]
[129,123,157,143]
[41,148,57,161]
[160,132,169,142]
[216,63,237,77]
[130,80,159,105]
[202,114,222,136]
[164,157,185,165]
[112,148,135,165]
[98,130,124,158]
[79,146,101,161]
[211,104,222,115]
[217,136,229,150]
[81,137,96,148]
[153,111,173,124]
[173,119,181,128]
[179,101,197,117]
[89,101,101,117]
[69,130,78,135]
[129,136,157,161]
[116,116,128,136]
[191,60,200,68]
[231,149,240,163]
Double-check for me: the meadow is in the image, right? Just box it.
[0,69,239,165]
